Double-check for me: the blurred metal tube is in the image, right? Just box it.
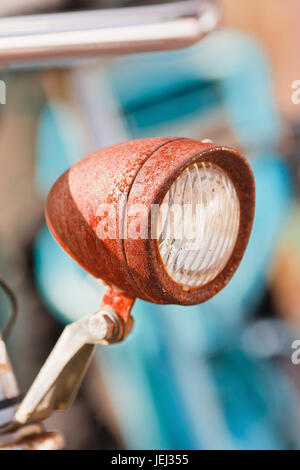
[0,0,219,67]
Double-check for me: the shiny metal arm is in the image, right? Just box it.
[13,307,131,428]
[0,287,134,433]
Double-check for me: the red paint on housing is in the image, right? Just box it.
[102,286,134,323]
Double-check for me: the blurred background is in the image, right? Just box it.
[1,0,300,450]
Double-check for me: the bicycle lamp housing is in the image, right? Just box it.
[0,138,255,435]
[46,137,255,306]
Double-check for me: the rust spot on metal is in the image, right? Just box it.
[101,286,134,324]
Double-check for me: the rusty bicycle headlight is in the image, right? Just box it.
[46,137,255,305]
[0,137,255,438]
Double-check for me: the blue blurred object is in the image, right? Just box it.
[34,30,300,449]
[107,30,281,151]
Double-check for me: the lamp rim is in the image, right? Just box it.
[124,142,255,305]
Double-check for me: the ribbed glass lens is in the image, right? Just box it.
[157,162,240,289]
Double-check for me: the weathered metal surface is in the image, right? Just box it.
[46,137,255,306]
[46,137,179,299]
[0,431,64,450]
[102,286,135,324]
